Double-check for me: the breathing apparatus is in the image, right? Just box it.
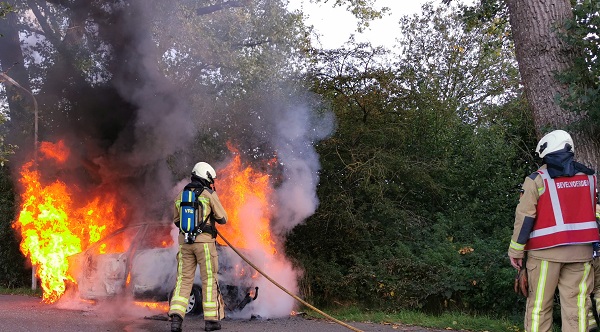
[179,162,217,244]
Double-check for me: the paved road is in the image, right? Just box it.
[0,294,457,332]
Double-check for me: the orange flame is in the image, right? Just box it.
[39,140,70,163]
[218,151,277,257]
[13,141,123,303]
[13,139,280,305]
[134,301,170,311]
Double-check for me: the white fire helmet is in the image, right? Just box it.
[535,129,574,158]
[191,162,217,183]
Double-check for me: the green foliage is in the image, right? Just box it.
[151,0,313,168]
[287,96,535,315]
[555,1,600,133]
[314,0,389,32]
[0,166,29,288]
[459,0,508,33]
[314,306,523,332]
[0,1,22,288]
[286,3,535,318]
[0,2,11,19]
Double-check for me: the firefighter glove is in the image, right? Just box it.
[514,267,528,297]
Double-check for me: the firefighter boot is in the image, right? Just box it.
[170,314,183,332]
[205,320,221,331]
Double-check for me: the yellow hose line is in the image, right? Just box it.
[217,230,364,332]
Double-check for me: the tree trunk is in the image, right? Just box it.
[506,0,600,170]
[0,3,35,158]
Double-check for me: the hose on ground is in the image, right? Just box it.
[217,230,364,332]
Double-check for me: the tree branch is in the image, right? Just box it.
[196,0,249,16]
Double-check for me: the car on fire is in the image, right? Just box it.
[67,222,258,315]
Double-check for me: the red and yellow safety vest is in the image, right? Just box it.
[525,170,599,250]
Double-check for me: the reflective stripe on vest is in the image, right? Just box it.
[525,170,599,250]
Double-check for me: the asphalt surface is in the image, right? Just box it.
[0,294,459,332]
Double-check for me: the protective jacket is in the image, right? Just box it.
[173,184,227,244]
[525,169,598,250]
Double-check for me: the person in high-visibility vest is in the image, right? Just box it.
[169,162,227,332]
[508,130,599,332]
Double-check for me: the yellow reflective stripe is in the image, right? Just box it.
[170,304,187,313]
[175,198,182,209]
[198,197,210,221]
[204,302,216,308]
[172,295,188,304]
[531,260,548,332]
[578,262,591,331]
[510,240,525,251]
[184,217,193,232]
[204,243,214,303]
[173,246,185,302]
[204,310,217,317]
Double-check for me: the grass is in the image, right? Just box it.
[306,306,524,332]
[0,286,43,297]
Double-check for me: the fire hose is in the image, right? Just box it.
[216,230,364,332]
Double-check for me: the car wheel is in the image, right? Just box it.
[168,285,203,315]
[188,285,202,315]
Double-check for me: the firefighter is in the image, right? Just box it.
[169,162,227,332]
[508,129,599,332]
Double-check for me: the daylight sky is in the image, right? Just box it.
[288,0,475,49]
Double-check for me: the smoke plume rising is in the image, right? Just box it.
[3,0,332,318]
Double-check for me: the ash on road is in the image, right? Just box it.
[0,294,459,332]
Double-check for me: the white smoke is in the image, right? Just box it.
[273,103,335,233]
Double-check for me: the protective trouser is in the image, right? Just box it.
[525,257,593,332]
[168,242,225,321]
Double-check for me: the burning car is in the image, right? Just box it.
[67,222,258,314]
[15,143,295,316]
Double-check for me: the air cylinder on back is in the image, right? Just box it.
[180,189,198,243]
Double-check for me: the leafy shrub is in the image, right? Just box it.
[0,166,29,288]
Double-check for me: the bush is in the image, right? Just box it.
[0,165,30,288]
[285,96,536,318]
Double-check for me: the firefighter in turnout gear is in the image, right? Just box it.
[508,130,599,332]
[169,162,227,332]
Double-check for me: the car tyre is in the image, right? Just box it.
[188,285,202,315]
[168,285,203,315]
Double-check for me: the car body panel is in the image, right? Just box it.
[67,222,257,313]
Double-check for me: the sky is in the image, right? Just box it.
[287,0,474,49]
